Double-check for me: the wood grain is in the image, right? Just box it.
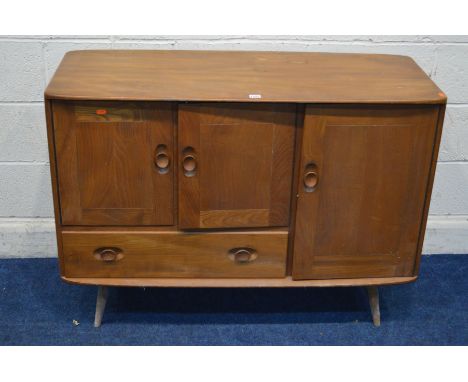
[44,99,65,274]
[62,275,418,288]
[286,105,304,275]
[74,104,146,122]
[53,101,175,226]
[199,209,270,228]
[45,50,446,104]
[44,51,447,289]
[61,230,288,278]
[178,103,295,229]
[293,105,439,280]
[413,105,446,275]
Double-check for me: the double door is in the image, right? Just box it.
[53,101,296,229]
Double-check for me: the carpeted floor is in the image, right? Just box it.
[0,255,466,345]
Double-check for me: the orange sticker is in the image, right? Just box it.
[96,109,107,115]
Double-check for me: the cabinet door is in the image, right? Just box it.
[178,104,296,229]
[292,106,439,279]
[54,102,175,226]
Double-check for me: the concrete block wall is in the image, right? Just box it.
[1,35,467,257]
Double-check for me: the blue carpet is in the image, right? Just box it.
[0,255,466,345]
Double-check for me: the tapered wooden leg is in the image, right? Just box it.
[366,286,381,327]
[94,286,108,328]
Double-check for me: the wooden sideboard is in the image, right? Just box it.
[44,50,446,327]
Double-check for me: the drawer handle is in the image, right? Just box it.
[304,163,319,192]
[182,147,197,177]
[94,247,124,262]
[154,144,170,174]
[228,248,258,263]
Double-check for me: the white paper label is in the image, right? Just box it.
[248,94,262,99]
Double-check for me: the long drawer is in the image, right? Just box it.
[61,231,288,278]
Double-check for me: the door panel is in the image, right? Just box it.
[178,104,296,229]
[292,106,439,279]
[53,101,175,226]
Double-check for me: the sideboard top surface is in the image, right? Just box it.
[45,50,446,104]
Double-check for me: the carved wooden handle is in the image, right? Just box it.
[183,155,196,171]
[228,248,258,263]
[304,163,319,192]
[154,145,170,174]
[182,147,197,177]
[94,247,123,262]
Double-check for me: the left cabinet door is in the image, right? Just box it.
[53,102,175,226]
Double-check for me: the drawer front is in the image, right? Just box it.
[62,231,288,278]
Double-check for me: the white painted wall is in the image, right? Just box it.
[0,35,467,257]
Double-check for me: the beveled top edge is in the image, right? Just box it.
[45,50,447,104]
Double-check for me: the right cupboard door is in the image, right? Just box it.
[292,106,439,279]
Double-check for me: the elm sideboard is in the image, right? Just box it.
[44,50,446,327]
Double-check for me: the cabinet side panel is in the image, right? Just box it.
[45,100,64,274]
[413,104,446,275]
